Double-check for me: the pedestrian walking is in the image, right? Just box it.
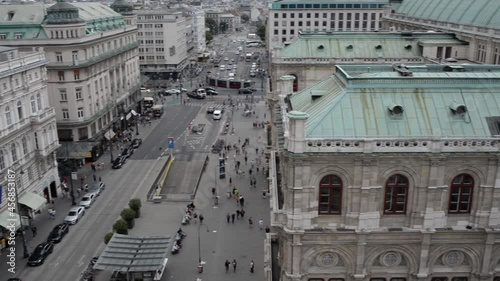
[99,176,102,182]
[239,195,245,206]
[91,163,96,172]
[231,212,236,223]
[236,210,241,219]
[265,226,271,233]
[244,156,248,165]
[249,217,253,228]
[31,226,37,237]
[225,260,230,272]
[211,187,216,198]
[93,174,97,182]
[259,219,264,230]
[77,189,81,197]
[85,184,89,193]
[199,214,204,224]
[232,259,237,271]
[229,177,232,186]
[226,213,231,223]
[250,260,255,273]
[256,147,259,154]
[240,209,245,218]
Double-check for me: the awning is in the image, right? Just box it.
[0,208,21,231]
[18,192,46,211]
[104,130,116,140]
[56,142,97,159]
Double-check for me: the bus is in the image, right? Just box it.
[245,53,252,62]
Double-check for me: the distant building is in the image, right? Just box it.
[0,0,141,162]
[269,31,468,93]
[266,64,500,281]
[137,10,188,85]
[383,0,500,65]
[267,0,388,46]
[0,47,60,228]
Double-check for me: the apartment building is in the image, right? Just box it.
[383,0,500,64]
[267,0,389,46]
[0,47,60,230]
[265,64,500,281]
[0,0,141,161]
[137,10,188,84]
[191,8,207,53]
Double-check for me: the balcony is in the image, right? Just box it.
[57,104,114,127]
[35,140,60,159]
[46,42,140,70]
[30,108,55,125]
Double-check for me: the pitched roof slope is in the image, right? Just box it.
[290,65,500,139]
[394,0,500,28]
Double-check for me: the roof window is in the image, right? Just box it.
[387,102,404,115]
[405,45,412,50]
[8,11,15,21]
[449,102,467,115]
[375,45,382,50]
[317,45,324,50]
[346,45,353,50]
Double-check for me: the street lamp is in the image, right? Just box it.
[197,223,210,273]
[16,169,30,258]
[135,114,139,136]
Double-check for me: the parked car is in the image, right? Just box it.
[207,106,215,114]
[206,89,218,95]
[79,193,96,209]
[89,181,105,196]
[64,206,85,225]
[131,138,143,149]
[250,72,256,77]
[121,146,134,158]
[28,242,54,266]
[205,87,216,92]
[112,156,127,169]
[213,110,222,120]
[47,223,69,243]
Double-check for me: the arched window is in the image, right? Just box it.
[22,137,28,155]
[11,143,17,162]
[449,174,474,214]
[36,93,42,110]
[384,174,409,214]
[0,150,5,170]
[5,106,12,126]
[289,74,298,92]
[17,101,23,120]
[319,175,343,214]
[31,96,36,113]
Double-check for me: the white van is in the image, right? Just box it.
[195,88,206,98]
[213,110,222,120]
[219,65,225,71]
[228,72,235,78]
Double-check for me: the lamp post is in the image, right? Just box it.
[197,223,210,273]
[15,169,30,258]
[135,115,139,136]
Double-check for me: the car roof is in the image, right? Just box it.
[213,110,222,114]
[70,206,83,211]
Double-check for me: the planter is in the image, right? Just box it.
[126,219,135,229]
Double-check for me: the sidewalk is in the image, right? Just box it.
[0,115,166,278]
[92,101,271,281]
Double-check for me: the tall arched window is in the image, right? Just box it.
[5,106,12,126]
[289,74,298,92]
[36,93,42,110]
[31,96,36,113]
[11,143,17,162]
[319,175,343,214]
[449,174,474,214]
[384,174,409,214]
[0,150,5,170]
[17,101,23,120]
[22,137,28,155]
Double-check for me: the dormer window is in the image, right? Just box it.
[387,102,404,116]
[375,45,382,50]
[317,45,324,50]
[8,11,15,21]
[346,45,353,50]
[449,102,467,115]
[405,45,412,50]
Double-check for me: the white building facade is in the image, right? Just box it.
[267,0,388,46]
[137,10,188,83]
[0,47,60,230]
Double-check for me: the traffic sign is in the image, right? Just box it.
[168,137,174,149]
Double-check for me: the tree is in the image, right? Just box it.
[241,14,250,23]
[205,31,213,44]
[121,208,136,229]
[104,232,114,244]
[256,25,266,42]
[129,198,142,218]
[113,219,128,235]
[205,18,218,34]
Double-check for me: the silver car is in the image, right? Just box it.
[79,193,96,208]
[64,206,85,225]
[89,182,105,197]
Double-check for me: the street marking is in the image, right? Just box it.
[77,255,86,267]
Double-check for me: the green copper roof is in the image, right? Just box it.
[289,64,500,139]
[279,31,466,58]
[0,3,125,39]
[394,0,500,29]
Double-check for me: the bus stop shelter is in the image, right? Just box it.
[94,234,171,281]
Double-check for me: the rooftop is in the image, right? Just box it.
[288,64,500,139]
[270,0,388,9]
[393,0,500,29]
[277,31,467,59]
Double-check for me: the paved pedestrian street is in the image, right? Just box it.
[94,101,271,281]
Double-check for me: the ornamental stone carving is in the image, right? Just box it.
[380,252,402,267]
[317,252,339,268]
[442,251,464,267]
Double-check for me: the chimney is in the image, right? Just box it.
[278,75,295,96]
[286,111,309,153]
